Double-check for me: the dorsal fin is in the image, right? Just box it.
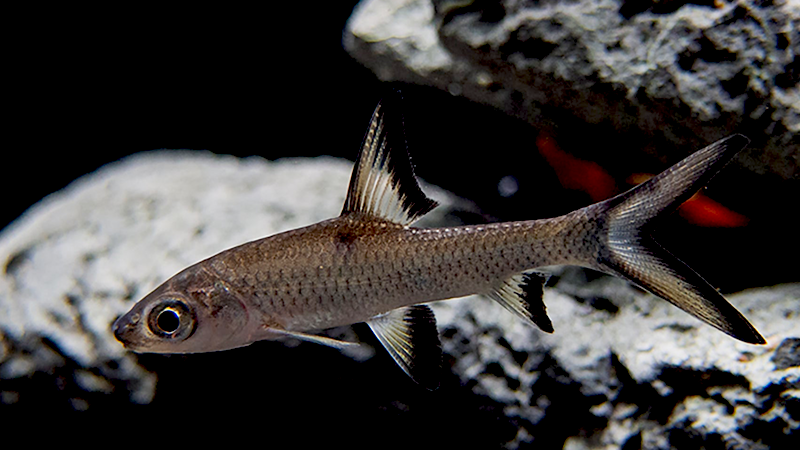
[341,95,438,225]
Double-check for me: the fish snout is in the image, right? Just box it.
[112,312,141,347]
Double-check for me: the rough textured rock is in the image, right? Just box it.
[1,151,796,447]
[342,5,800,442]
[432,276,800,448]
[0,152,355,405]
[345,0,799,180]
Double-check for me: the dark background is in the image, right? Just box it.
[6,3,795,293]
[3,3,796,443]
[4,3,374,231]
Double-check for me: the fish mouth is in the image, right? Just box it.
[112,312,143,349]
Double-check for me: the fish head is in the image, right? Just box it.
[113,266,251,353]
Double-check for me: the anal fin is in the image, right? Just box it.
[488,271,553,333]
[367,305,442,390]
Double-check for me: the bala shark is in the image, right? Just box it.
[114,96,765,389]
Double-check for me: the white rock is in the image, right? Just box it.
[1,148,796,448]
[0,151,353,403]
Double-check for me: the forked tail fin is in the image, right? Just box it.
[589,135,765,344]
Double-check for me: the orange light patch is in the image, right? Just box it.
[536,132,617,202]
[627,173,749,227]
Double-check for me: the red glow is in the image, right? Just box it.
[536,132,617,202]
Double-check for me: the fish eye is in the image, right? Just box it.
[157,308,181,333]
[147,299,196,340]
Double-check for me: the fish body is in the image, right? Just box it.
[155,213,578,334]
[114,95,765,389]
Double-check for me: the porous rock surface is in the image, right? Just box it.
[345,0,799,179]
[344,4,800,442]
[0,152,354,405]
[0,152,797,448]
[433,276,799,448]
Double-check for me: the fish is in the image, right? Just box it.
[113,95,766,390]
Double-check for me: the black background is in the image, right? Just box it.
[3,3,796,445]
[6,3,795,292]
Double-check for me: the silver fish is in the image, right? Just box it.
[113,97,765,389]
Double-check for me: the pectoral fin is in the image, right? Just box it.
[488,271,553,333]
[266,328,360,350]
[367,305,442,390]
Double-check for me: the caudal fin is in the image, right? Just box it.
[590,135,765,344]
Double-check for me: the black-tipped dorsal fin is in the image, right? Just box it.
[488,271,553,333]
[367,305,442,390]
[341,96,438,225]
